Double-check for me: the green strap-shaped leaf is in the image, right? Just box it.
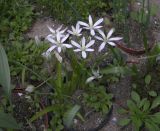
[0,44,11,98]
[0,112,20,129]
[150,96,160,110]
[63,105,81,128]
[151,112,160,124]
[29,105,55,122]
[101,66,129,75]
[145,120,160,131]
[142,99,150,112]
[145,74,151,85]
[118,118,130,126]
[131,91,140,104]
[148,91,157,97]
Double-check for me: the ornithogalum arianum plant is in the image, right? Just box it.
[39,15,123,99]
[31,15,123,130]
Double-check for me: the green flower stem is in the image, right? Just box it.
[9,60,52,88]
[56,61,63,100]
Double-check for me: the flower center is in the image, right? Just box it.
[104,37,108,42]
[81,46,86,51]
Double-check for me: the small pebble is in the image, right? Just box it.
[111,117,117,124]
[74,119,78,124]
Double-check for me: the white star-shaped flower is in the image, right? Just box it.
[86,69,102,83]
[95,28,123,52]
[46,33,72,53]
[71,37,95,59]
[47,25,67,39]
[67,23,82,36]
[78,15,103,36]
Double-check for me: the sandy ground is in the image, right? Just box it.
[26,17,64,39]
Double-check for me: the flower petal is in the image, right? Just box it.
[78,21,89,27]
[63,44,72,48]
[57,25,63,31]
[67,30,73,35]
[98,42,106,52]
[107,28,115,39]
[71,40,81,48]
[61,34,69,43]
[109,37,123,41]
[94,18,103,27]
[56,33,61,42]
[86,48,94,52]
[71,26,76,32]
[84,27,90,30]
[76,23,80,30]
[46,45,57,52]
[108,41,116,46]
[57,47,62,53]
[74,49,81,52]
[54,51,62,63]
[86,40,95,48]
[42,51,51,59]
[47,25,55,34]
[90,29,95,36]
[98,29,106,39]
[86,76,95,83]
[82,37,86,47]
[94,26,103,29]
[82,51,87,59]
[60,27,67,34]
[95,36,103,41]
[89,15,93,26]
[46,34,55,39]
[78,28,83,33]
[46,36,56,44]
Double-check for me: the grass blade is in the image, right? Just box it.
[0,44,11,98]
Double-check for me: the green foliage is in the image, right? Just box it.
[29,49,88,130]
[112,0,129,24]
[0,0,33,40]
[30,103,80,130]
[30,104,65,130]
[63,105,81,128]
[5,40,48,81]
[29,105,55,122]
[83,85,113,114]
[52,49,88,100]
[148,42,160,67]
[112,0,151,26]
[118,91,160,131]
[0,44,11,98]
[36,0,109,24]
[145,74,151,85]
[148,91,157,97]
[112,0,155,45]
[49,105,65,131]
[150,96,160,109]
[0,111,20,129]
[100,47,130,83]
[102,65,129,76]
[118,118,130,126]
[131,3,158,26]
[0,44,20,130]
